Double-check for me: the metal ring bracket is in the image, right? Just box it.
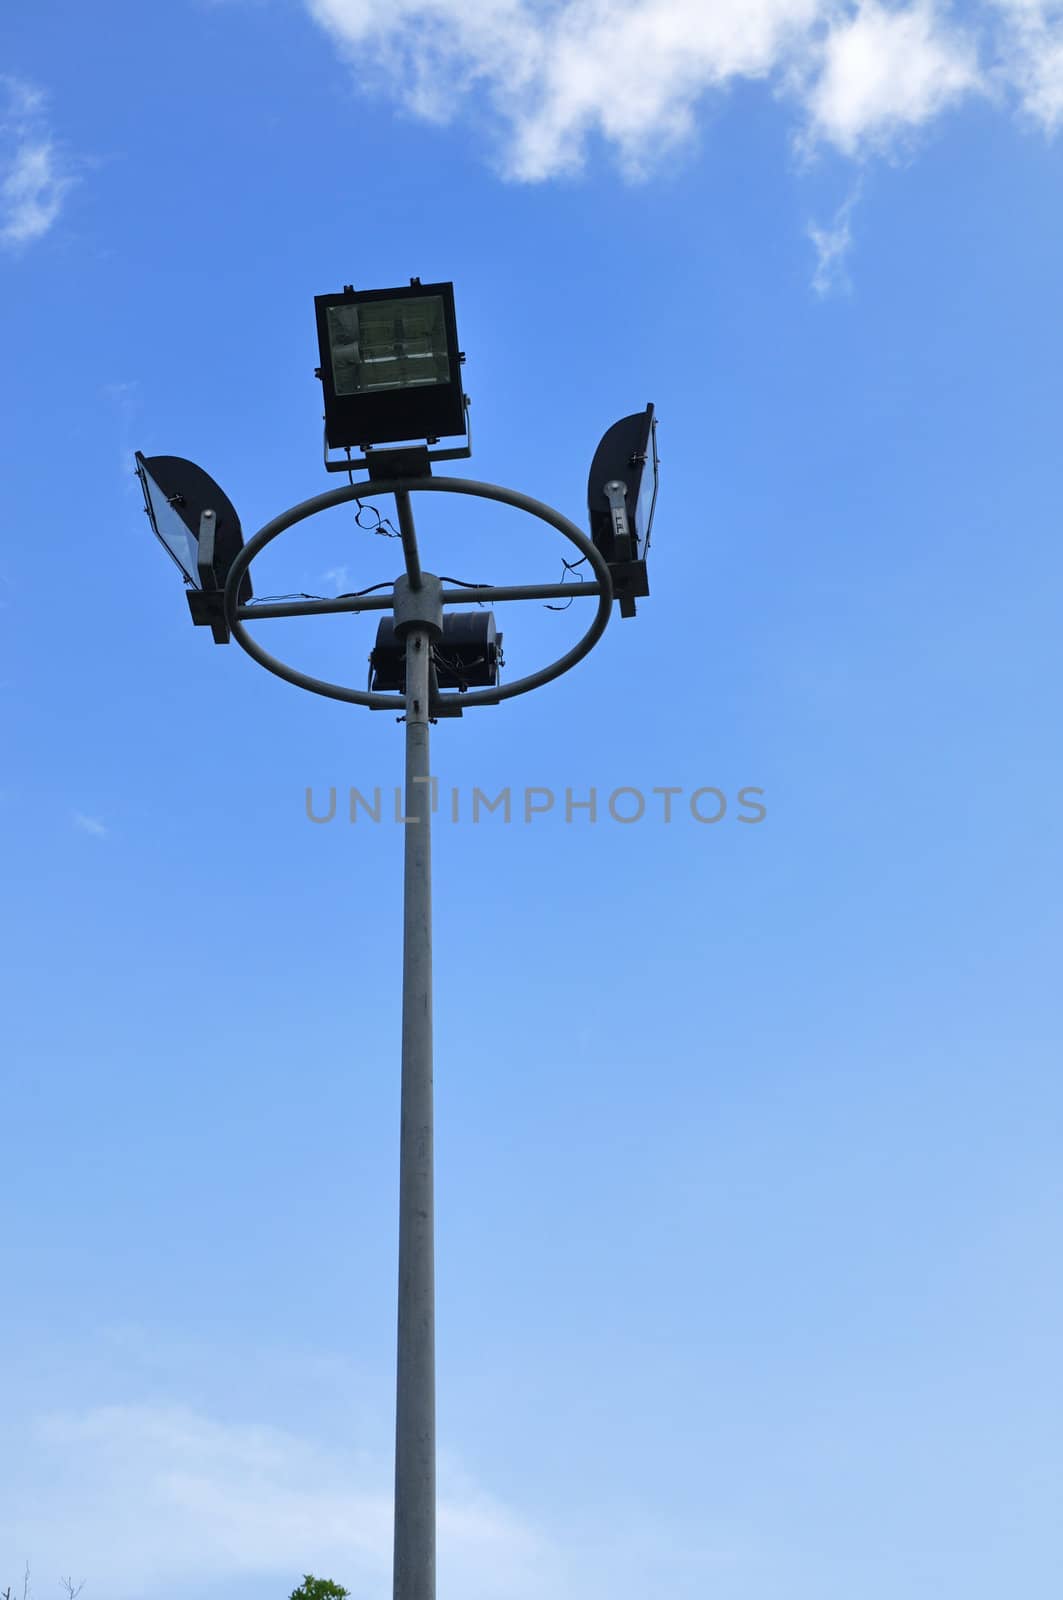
[223,476,614,709]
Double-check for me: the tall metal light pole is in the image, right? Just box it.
[137,279,658,1600]
[395,575,436,1600]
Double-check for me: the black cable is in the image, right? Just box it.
[335,580,394,600]
[246,579,394,610]
[354,499,400,538]
[545,554,588,611]
[431,644,488,692]
[432,647,487,673]
[438,574,487,607]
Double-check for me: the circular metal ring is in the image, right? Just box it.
[223,477,613,709]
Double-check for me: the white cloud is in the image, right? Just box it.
[0,1404,555,1600]
[322,564,353,592]
[304,0,1000,180]
[1,142,70,245]
[307,0,824,179]
[803,2,981,155]
[992,0,1063,129]
[0,76,75,248]
[72,812,107,837]
[808,185,861,294]
[102,379,143,492]
[304,1,1063,182]
[481,0,825,181]
[1,77,45,122]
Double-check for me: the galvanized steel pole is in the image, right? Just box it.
[393,620,435,1600]
[219,474,615,1600]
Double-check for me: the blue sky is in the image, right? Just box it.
[2,2,1063,1597]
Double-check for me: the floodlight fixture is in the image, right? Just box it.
[370,611,502,693]
[587,403,658,618]
[135,452,252,642]
[315,278,468,468]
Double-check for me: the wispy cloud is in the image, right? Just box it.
[1,1404,554,1600]
[808,185,861,296]
[102,379,143,491]
[322,564,352,593]
[72,812,107,838]
[303,2,1063,181]
[304,1,972,180]
[0,74,76,249]
[298,1,1063,294]
[991,0,1063,130]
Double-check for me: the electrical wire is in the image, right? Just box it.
[335,580,394,600]
[354,499,400,538]
[438,574,488,607]
[432,645,480,689]
[544,555,588,611]
[431,641,505,691]
[433,647,486,672]
[243,578,393,607]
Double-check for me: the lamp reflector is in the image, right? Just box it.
[327,295,451,397]
[587,405,658,559]
[135,452,251,601]
[586,404,657,618]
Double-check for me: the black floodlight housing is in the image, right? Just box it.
[587,403,658,618]
[315,279,468,470]
[371,612,502,694]
[135,452,251,643]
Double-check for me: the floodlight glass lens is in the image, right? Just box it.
[635,431,658,549]
[328,295,450,396]
[142,472,199,584]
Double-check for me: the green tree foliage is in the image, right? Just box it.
[288,1577,350,1600]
